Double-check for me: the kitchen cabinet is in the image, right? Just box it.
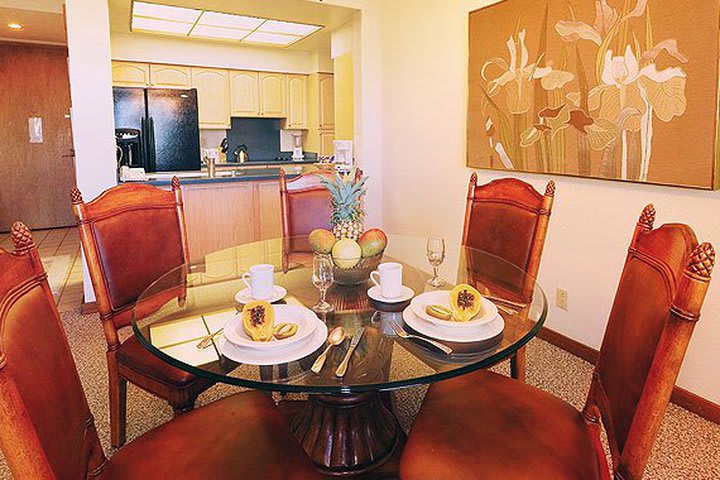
[230,70,260,117]
[320,131,335,157]
[259,72,286,117]
[112,61,150,87]
[191,67,230,129]
[255,180,283,240]
[318,73,335,129]
[286,75,308,129]
[150,64,191,88]
[305,73,335,155]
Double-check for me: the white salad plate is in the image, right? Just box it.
[367,285,415,304]
[223,305,318,350]
[410,290,498,328]
[402,306,504,343]
[234,286,287,305]
[222,321,328,366]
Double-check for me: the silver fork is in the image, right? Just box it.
[391,323,453,354]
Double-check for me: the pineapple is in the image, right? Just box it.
[319,169,367,241]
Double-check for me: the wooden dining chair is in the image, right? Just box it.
[71,178,213,448]
[401,205,715,480]
[0,222,321,480]
[461,173,555,381]
[279,170,333,272]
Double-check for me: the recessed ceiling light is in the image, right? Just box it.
[197,12,263,30]
[243,31,299,46]
[132,17,193,35]
[190,25,252,40]
[132,2,201,23]
[7,23,23,30]
[258,20,321,37]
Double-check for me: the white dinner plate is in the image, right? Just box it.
[221,321,328,366]
[403,306,504,343]
[223,305,318,350]
[410,290,498,328]
[235,286,287,305]
[367,285,415,304]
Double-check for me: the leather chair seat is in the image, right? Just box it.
[116,336,201,388]
[102,391,321,480]
[401,370,603,480]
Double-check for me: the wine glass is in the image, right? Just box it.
[426,237,446,287]
[312,253,335,313]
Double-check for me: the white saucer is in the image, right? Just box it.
[235,286,287,304]
[221,320,328,366]
[368,285,415,304]
[402,306,504,343]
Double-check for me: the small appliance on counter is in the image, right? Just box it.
[291,132,304,161]
[334,140,354,172]
[219,138,229,163]
[234,144,250,164]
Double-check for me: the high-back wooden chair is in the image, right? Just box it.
[71,178,212,447]
[401,205,714,480]
[279,170,337,272]
[462,173,555,380]
[0,222,321,480]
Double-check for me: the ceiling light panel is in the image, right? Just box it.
[190,25,251,40]
[197,11,263,30]
[243,31,299,46]
[258,20,321,37]
[132,17,193,35]
[132,2,202,23]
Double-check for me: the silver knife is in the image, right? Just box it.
[335,327,365,378]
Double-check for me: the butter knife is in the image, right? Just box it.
[335,327,365,378]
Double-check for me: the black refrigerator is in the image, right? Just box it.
[113,87,201,172]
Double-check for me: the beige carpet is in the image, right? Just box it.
[0,308,718,479]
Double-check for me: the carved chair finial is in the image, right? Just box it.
[11,222,34,252]
[638,204,656,230]
[71,187,84,204]
[688,243,715,279]
[545,180,556,197]
[171,176,181,190]
[470,172,478,185]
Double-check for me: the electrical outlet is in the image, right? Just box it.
[556,288,568,311]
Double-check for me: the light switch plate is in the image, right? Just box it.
[28,117,43,143]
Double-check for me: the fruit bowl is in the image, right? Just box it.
[332,251,384,286]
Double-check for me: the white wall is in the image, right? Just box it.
[380,0,720,404]
[66,0,118,302]
[111,31,318,74]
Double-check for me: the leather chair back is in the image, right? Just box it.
[71,178,190,337]
[279,170,333,258]
[461,174,555,298]
[0,222,106,479]
[586,205,715,479]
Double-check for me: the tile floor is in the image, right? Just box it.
[0,227,83,312]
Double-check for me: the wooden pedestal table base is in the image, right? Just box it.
[290,393,401,477]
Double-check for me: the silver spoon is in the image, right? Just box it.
[311,326,346,374]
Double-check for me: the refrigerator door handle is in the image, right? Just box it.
[140,117,148,169]
[148,116,157,172]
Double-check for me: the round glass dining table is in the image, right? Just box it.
[132,235,547,476]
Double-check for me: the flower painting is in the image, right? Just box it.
[467,0,720,189]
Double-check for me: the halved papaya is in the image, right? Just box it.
[242,301,275,342]
[449,284,483,322]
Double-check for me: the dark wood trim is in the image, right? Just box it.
[538,327,720,425]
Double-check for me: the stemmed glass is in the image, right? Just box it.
[312,253,335,313]
[426,237,446,287]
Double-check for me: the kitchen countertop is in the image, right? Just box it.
[127,165,315,187]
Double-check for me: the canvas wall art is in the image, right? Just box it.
[467,0,720,189]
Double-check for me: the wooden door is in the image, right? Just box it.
[319,74,335,129]
[150,64,191,88]
[0,44,77,231]
[191,67,230,129]
[112,61,150,87]
[230,70,260,117]
[259,73,286,117]
[286,75,308,129]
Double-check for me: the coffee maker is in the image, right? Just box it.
[115,129,144,168]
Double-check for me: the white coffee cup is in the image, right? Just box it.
[242,264,275,300]
[371,262,403,299]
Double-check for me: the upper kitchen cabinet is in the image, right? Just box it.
[286,74,308,129]
[259,73,286,117]
[191,67,231,129]
[150,64,191,88]
[230,70,260,117]
[112,61,150,87]
[318,73,335,129]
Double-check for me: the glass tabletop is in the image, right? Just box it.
[131,235,548,395]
